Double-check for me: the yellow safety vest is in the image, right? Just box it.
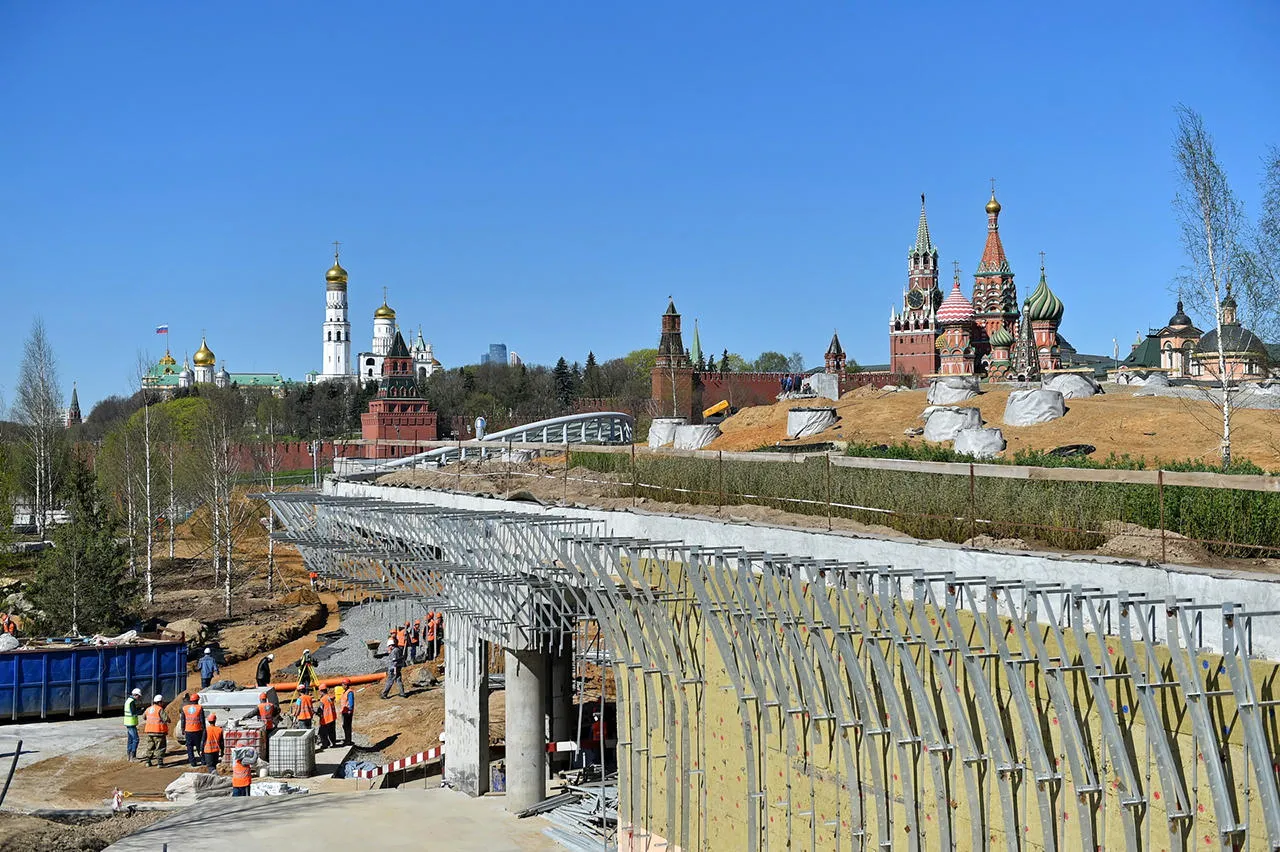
[123,696,139,727]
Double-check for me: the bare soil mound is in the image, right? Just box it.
[0,811,163,852]
[1095,520,1212,565]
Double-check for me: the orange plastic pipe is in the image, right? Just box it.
[267,672,384,692]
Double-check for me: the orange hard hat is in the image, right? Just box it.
[207,713,217,723]
[259,692,267,700]
[342,678,351,686]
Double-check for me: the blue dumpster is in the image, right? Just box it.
[0,641,188,721]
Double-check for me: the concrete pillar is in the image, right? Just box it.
[505,648,548,813]
[546,641,575,773]
[444,617,489,796]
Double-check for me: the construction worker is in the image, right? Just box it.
[257,691,277,760]
[406,620,419,663]
[295,686,314,729]
[393,623,407,649]
[339,678,355,746]
[181,693,206,767]
[296,649,318,692]
[0,613,16,636]
[123,687,142,761]
[231,753,253,797]
[308,571,319,590]
[411,618,422,661]
[380,638,406,699]
[317,687,337,750]
[255,653,275,688]
[203,713,223,772]
[198,647,219,689]
[426,611,442,660]
[142,694,170,767]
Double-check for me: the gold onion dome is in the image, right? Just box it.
[193,337,216,367]
[326,259,348,287]
[158,350,177,366]
[985,192,1002,215]
[1024,267,1065,323]
[374,302,396,319]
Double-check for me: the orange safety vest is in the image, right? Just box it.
[232,760,252,788]
[1,619,14,635]
[427,613,441,641]
[297,694,313,720]
[143,704,169,735]
[320,695,336,725]
[394,628,406,647]
[182,703,204,732]
[204,724,223,754]
[258,702,275,729]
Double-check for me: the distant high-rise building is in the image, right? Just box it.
[508,351,522,367]
[481,343,508,365]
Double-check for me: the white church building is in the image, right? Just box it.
[310,248,442,385]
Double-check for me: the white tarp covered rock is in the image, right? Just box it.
[922,407,983,442]
[165,771,233,802]
[1042,372,1099,399]
[0,634,18,653]
[953,427,1006,459]
[786,407,837,439]
[1133,372,1172,397]
[926,375,980,405]
[1003,389,1066,426]
[806,373,840,402]
[673,424,721,450]
[647,418,686,448]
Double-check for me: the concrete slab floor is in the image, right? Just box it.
[105,787,560,852]
[2,717,122,771]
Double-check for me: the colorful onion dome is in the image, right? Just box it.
[936,280,975,325]
[989,325,1015,348]
[1024,267,1064,324]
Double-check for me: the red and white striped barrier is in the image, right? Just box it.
[546,740,579,753]
[353,745,444,779]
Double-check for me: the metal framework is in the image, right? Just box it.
[262,491,1280,852]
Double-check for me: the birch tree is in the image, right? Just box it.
[1173,105,1247,469]
[13,320,65,538]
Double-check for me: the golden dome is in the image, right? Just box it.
[193,337,216,367]
[158,350,177,366]
[985,192,1002,215]
[326,261,348,286]
[374,302,396,320]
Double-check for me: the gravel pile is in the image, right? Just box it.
[287,600,431,678]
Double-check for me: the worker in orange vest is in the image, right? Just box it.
[426,611,443,660]
[231,753,253,797]
[295,686,314,730]
[406,620,419,663]
[256,691,277,761]
[142,694,170,767]
[203,713,223,772]
[317,687,338,750]
[393,623,407,648]
[0,613,16,636]
[181,693,206,768]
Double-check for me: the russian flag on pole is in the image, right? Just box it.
[155,325,169,334]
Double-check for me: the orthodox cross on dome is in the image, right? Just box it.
[1039,250,1046,272]
[332,240,341,260]
[952,260,960,283]
[990,177,996,195]
[383,286,388,303]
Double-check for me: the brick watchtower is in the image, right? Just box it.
[971,187,1018,370]
[361,328,438,459]
[889,195,942,377]
[824,332,847,373]
[651,299,696,419]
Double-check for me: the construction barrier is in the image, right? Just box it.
[353,745,444,779]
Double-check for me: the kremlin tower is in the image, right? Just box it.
[971,187,1018,365]
[889,195,942,376]
[318,245,354,383]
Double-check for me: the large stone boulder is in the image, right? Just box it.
[1042,372,1099,400]
[1003,389,1066,426]
[927,375,980,405]
[923,407,983,442]
[953,427,1007,459]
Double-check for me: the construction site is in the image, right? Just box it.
[3,395,1280,852]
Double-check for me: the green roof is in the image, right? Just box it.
[1122,335,1162,368]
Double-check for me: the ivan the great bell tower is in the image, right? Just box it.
[889,194,943,377]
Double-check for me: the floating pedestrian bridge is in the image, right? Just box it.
[262,487,1280,851]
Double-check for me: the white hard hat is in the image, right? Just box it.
[204,647,211,654]
[387,639,396,647]
[267,653,274,660]
[131,688,141,696]
[153,694,164,703]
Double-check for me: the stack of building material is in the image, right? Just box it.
[269,728,316,778]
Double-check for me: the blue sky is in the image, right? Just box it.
[4,2,1278,411]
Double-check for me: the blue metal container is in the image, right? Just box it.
[0,641,188,721]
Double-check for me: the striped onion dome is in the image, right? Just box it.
[989,325,1015,347]
[1024,267,1065,323]
[936,280,975,325]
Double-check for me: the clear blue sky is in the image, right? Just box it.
[4,2,1278,412]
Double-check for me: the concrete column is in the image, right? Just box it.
[547,641,575,773]
[505,648,548,813]
[444,617,489,796]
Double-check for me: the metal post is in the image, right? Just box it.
[968,462,976,541]
[825,453,832,531]
[631,442,638,506]
[717,450,724,512]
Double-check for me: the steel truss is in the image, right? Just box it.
[260,492,1280,852]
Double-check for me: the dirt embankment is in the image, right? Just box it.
[0,811,164,852]
[707,383,1280,469]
